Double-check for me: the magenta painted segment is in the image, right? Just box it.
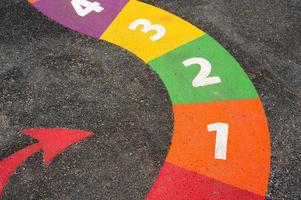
[33,0,128,38]
[147,162,265,200]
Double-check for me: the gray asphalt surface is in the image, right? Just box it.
[0,0,300,199]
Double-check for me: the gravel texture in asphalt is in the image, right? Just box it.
[0,0,300,199]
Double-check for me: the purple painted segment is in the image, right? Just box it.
[33,0,128,38]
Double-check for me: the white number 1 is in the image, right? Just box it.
[71,0,104,17]
[207,123,229,160]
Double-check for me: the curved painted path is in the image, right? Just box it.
[28,0,271,199]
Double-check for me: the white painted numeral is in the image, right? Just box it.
[129,19,166,41]
[207,123,229,160]
[183,58,221,87]
[71,0,104,17]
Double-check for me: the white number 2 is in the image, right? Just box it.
[71,0,104,17]
[129,19,166,41]
[183,58,221,87]
[207,123,229,160]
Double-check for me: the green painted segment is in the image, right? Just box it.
[148,35,259,104]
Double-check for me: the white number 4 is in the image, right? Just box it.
[71,0,104,17]
[207,123,229,160]
[183,58,221,87]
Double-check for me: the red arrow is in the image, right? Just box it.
[0,128,94,196]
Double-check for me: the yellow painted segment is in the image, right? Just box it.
[101,0,205,62]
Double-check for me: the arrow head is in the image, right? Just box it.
[21,128,94,166]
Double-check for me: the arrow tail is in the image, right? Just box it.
[0,143,41,196]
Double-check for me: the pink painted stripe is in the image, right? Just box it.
[146,162,265,200]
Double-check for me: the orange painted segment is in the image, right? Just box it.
[28,0,39,4]
[166,99,270,196]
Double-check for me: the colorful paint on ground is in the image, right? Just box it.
[7,0,271,199]
[0,129,94,196]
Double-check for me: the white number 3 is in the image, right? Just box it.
[183,57,221,87]
[129,19,166,41]
[71,0,104,17]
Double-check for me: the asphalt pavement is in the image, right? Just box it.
[0,0,300,199]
